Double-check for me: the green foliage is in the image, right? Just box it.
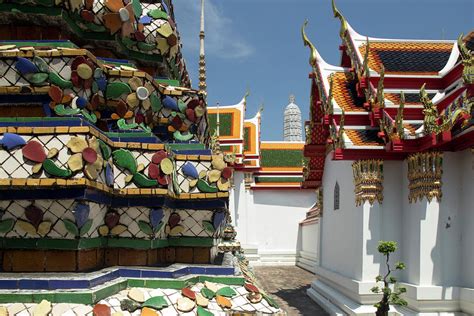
[377,240,397,255]
[395,261,406,270]
[373,240,407,316]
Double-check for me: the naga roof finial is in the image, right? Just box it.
[332,0,348,39]
[301,20,318,67]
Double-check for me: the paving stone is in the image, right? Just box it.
[253,266,328,316]
[33,300,52,316]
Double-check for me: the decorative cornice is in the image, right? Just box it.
[352,159,384,206]
[407,152,443,203]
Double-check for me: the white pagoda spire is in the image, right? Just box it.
[283,94,303,142]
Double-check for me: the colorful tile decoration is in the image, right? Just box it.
[0,1,273,313]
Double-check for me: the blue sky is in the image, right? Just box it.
[173,0,473,141]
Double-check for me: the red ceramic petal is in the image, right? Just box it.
[181,288,196,300]
[185,109,196,122]
[187,99,199,110]
[244,283,260,294]
[90,94,101,110]
[171,116,182,130]
[148,163,160,180]
[105,211,120,229]
[85,0,94,10]
[157,173,169,186]
[135,113,145,124]
[71,71,81,88]
[92,304,111,316]
[22,140,47,163]
[25,205,43,229]
[221,167,233,179]
[48,85,63,103]
[83,78,93,90]
[151,150,167,164]
[116,100,128,117]
[167,34,177,46]
[134,31,146,42]
[168,213,180,228]
[81,10,95,22]
[83,147,98,164]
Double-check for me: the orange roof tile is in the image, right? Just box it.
[331,72,367,112]
[345,129,384,146]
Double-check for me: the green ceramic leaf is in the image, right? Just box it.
[137,42,155,51]
[112,149,137,174]
[98,139,112,160]
[80,219,93,236]
[150,93,162,112]
[202,220,215,234]
[133,173,158,188]
[33,56,50,73]
[173,130,194,141]
[49,72,73,89]
[131,0,142,18]
[148,9,168,19]
[36,0,55,6]
[153,221,164,233]
[62,219,79,236]
[178,100,187,113]
[138,220,153,235]
[262,293,279,308]
[215,287,237,298]
[25,72,48,85]
[121,37,136,49]
[197,306,214,316]
[0,218,15,233]
[197,179,218,193]
[54,104,81,116]
[92,81,99,94]
[138,123,152,133]
[106,82,132,99]
[42,159,73,178]
[200,288,216,300]
[83,22,107,32]
[142,296,168,310]
[81,109,97,124]
[117,118,138,130]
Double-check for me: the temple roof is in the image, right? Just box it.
[302,1,473,188]
[357,40,457,76]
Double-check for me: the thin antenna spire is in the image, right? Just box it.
[198,0,207,95]
[216,101,220,137]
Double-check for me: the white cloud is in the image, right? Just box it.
[173,0,254,59]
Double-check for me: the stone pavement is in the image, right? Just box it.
[253,266,328,316]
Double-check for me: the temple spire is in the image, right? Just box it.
[198,0,207,95]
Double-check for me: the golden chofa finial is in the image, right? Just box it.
[301,20,318,67]
[332,0,348,38]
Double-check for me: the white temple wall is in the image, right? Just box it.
[229,171,314,264]
[459,150,474,288]
[308,149,474,315]
[296,219,320,273]
[249,189,314,263]
[319,155,363,280]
